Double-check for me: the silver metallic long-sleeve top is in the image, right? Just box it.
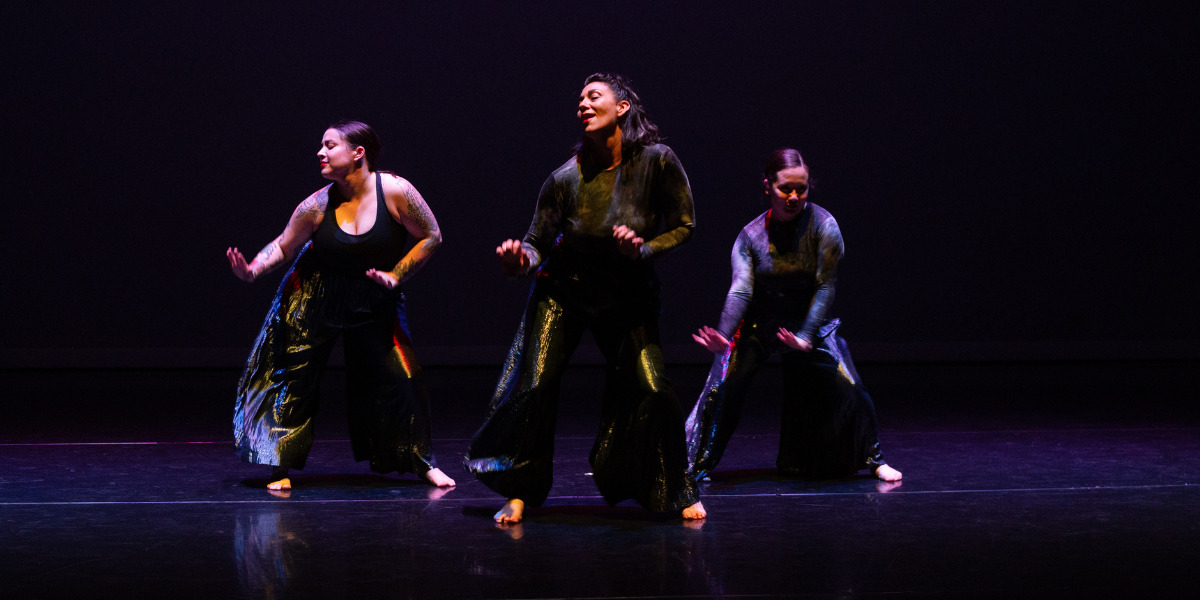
[716,204,843,343]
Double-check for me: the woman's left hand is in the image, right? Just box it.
[612,225,644,258]
[693,326,731,353]
[777,327,812,351]
[366,269,399,289]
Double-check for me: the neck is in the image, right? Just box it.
[582,127,624,170]
[333,167,373,198]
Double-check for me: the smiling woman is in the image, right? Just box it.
[467,73,706,523]
[225,120,455,491]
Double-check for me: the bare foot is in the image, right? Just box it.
[267,477,292,490]
[494,498,525,523]
[422,468,456,487]
[875,464,903,482]
[682,501,707,520]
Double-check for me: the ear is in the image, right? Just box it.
[616,100,631,117]
[763,178,771,193]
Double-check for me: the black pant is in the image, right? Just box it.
[685,319,884,480]
[234,253,436,475]
[467,290,698,512]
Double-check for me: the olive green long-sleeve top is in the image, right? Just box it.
[519,143,695,311]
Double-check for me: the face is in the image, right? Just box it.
[577,82,629,136]
[766,165,810,221]
[317,128,362,178]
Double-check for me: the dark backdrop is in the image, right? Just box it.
[4,1,1196,367]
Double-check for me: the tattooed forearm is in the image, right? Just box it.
[389,230,441,283]
[249,238,285,280]
[389,256,418,282]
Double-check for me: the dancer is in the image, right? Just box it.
[686,149,902,483]
[227,120,454,490]
[467,73,705,523]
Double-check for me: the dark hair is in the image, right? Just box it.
[575,73,662,155]
[763,148,809,183]
[328,120,382,172]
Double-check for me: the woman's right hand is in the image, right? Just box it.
[226,247,255,283]
[496,239,531,277]
[692,326,730,353]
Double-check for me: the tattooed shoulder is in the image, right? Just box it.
[293,187,329,221]
[384,176,434,228]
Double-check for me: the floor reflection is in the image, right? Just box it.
[233,508,309,599]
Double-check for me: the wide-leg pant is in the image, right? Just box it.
[233,252,437,475]
[685,319,884,480]
[466,290,699,512]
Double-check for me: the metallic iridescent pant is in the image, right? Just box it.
[233,251,436,474]
[467,290,699,512]
[685,319,885,481]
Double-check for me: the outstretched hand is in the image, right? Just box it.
[777,327,813,351]
[496,239,532,276]
[226,247,255,282]
[366,269,399,289]
[612,225,644,258]
[692,326,731,353]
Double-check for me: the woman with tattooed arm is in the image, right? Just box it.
[225,120,455,490]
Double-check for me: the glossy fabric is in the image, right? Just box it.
[686,206,884,480]
[467,289,697,511]
[522,143,695,270]
[686,320,883,480]
[716,205,842,343]
[467,144,698,512]
[233,247,436,474]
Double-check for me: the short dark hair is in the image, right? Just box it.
[328,120,382,172]
[577,73,662,155]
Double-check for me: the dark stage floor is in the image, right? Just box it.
[2,361,1197,598]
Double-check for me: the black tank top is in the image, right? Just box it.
[310,173,409,276]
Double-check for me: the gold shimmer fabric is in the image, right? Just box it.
[233,243,437,475]
[467,144,699,512]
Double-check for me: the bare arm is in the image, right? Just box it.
[365,175,442,289]
[226,188,327,283]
